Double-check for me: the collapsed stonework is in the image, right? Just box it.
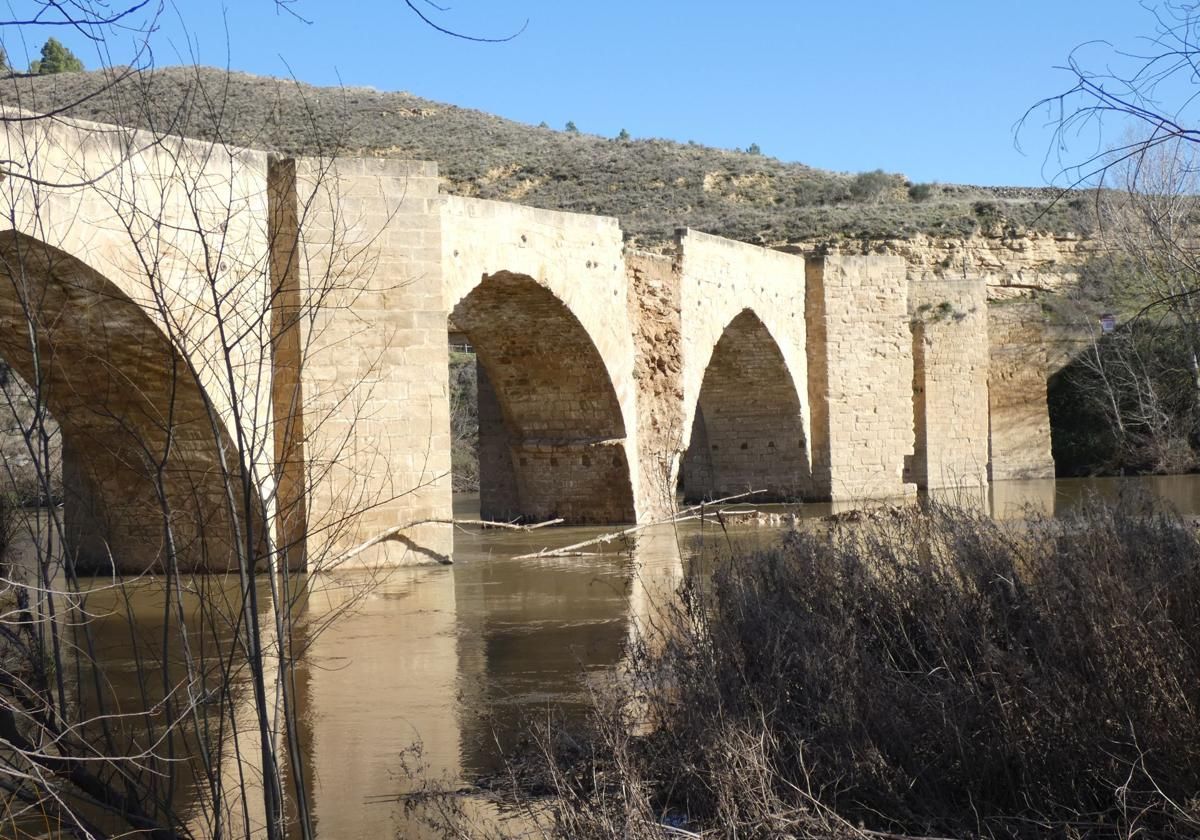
[792,230,1096,301]
[0,112,1058,571]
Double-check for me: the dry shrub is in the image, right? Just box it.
[521,499,1200,839]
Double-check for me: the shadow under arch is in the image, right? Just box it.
[681,308,812,502]
[0,231,267,573]
[451,270,635,523]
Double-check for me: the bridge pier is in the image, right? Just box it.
[805,255,918,502]
[278,157,455,566]
[476,359,521,521]
[905,274,990,490]
[987,302,1056,480]
[625,252,686,518]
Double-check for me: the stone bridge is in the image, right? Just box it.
[0,113,1055,571]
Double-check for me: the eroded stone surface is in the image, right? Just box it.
[626,251,683,518]
[907,275,990,490]
[988,303,1056,481]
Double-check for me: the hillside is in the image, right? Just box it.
[0,66,1089,246]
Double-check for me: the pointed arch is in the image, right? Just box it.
[451,271,635,523]
[0,231,266,572]
[681,309,811,502]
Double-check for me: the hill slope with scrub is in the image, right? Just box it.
[0,66,1088,246]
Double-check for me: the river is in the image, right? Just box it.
[8,475,1200,837]
[300,475,1200,836]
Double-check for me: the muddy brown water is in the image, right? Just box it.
[8,476,1200,837]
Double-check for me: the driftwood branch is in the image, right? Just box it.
[511,490,765,560]
[456,517,564,531]
[336,517,566,566]
[337,491,768,566]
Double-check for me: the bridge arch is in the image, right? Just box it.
[0,231,266,572]
[450,270,636,523]
[680,308,812,502]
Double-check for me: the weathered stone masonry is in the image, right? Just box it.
[906,274,990,490]
[0,113,1058,571]
[805,256,915,501]
[988,302,1056,481]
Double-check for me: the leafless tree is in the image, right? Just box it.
[1028,3,1200,470]
[0,97,392,840]
[0,1,513,837]
[1027,2,1200,187]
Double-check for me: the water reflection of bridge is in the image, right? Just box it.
[301,506,688,837]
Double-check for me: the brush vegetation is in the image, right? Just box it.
[444,500,1200,839]
[0,67,1088,245]
[449,350,479,492]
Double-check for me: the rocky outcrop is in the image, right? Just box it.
[790,231,1100,301]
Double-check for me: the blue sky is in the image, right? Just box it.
[4,1,1161,186]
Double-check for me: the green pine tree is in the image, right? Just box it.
[30,38,84,74]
